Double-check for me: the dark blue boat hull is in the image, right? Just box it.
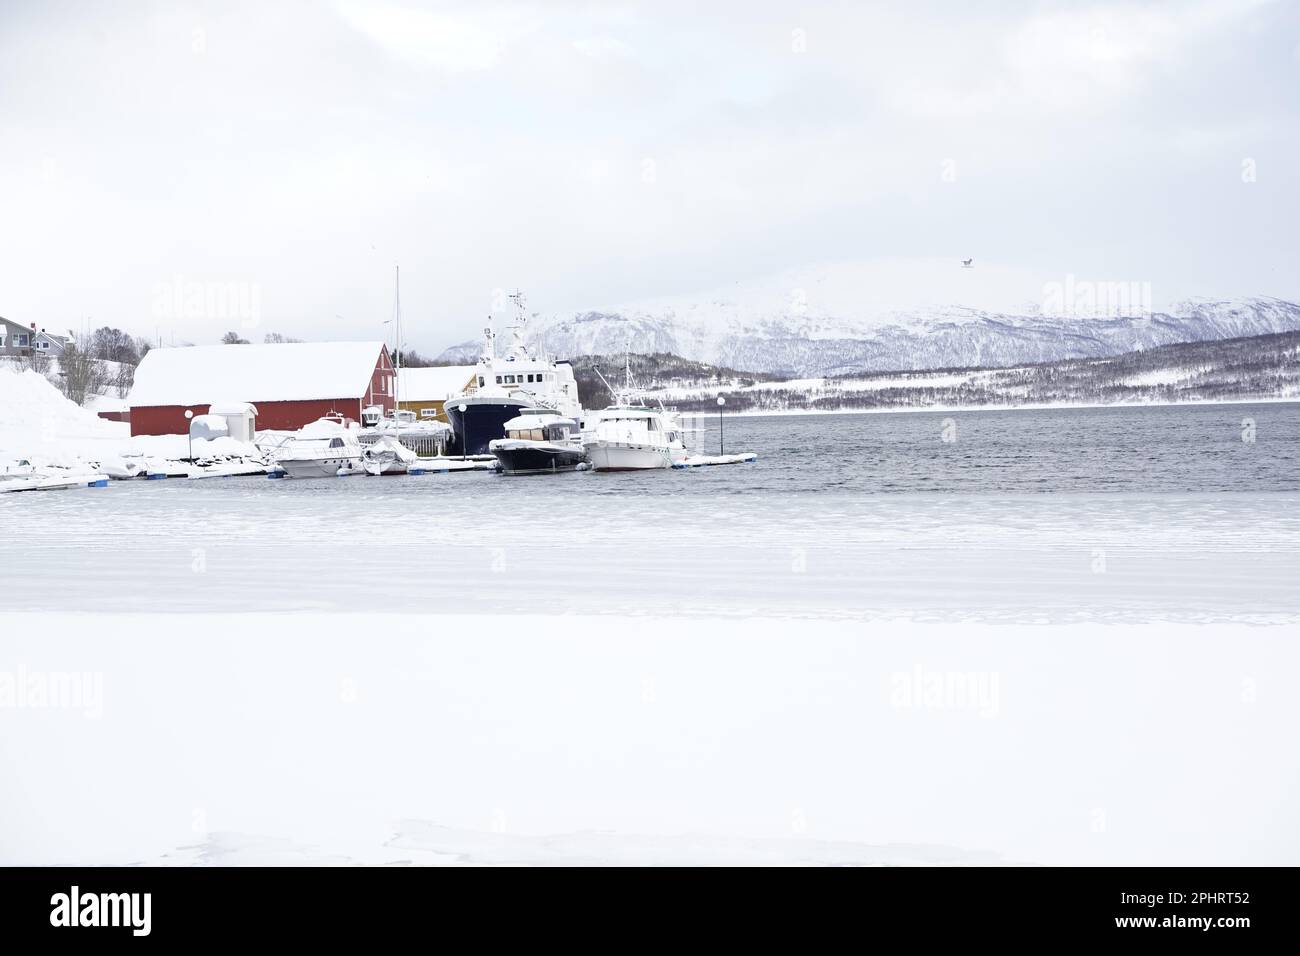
[443,398,530,456]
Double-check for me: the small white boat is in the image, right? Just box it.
[187,457,271,479]
[2,458,37,479]
[274,415,364,478]
[362,435,418,476]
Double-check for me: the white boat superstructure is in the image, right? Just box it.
[275,415,364,478]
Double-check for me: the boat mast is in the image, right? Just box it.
[393,265,401,409]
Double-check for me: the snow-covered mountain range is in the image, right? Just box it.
[438,294,1300,377]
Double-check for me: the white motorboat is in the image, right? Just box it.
[583,405,688,471]
[274,415,364,478]
[362,435,419,476]
[582,359,688,471]
[489,409,586,474]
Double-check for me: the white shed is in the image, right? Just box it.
[208,402,259,442]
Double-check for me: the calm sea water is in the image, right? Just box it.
[671,401,1300,496]
[3,402,1297,620]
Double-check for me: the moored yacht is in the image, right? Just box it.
[443,291,583,456]
[489,409,586,474]
[583,404,688,471]
[582,360,688,471]
[275,415,364,478]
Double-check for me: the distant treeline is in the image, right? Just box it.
[564,352,774,409]
[570,329,1300,413]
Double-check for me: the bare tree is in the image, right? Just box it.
[112,361,135,398]
[57,343,107,406]
[263,332,303,344]
[88,327,140,365]
[222,331,250,344]
[24,347,50,374]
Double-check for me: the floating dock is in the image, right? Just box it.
[0,472,110,493]
[673,452,758,469]
[409,457,499,475]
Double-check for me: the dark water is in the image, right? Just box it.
[723,401,1299,495]
[508,401,1296,497]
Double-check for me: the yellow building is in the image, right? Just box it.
[396,365,477,423]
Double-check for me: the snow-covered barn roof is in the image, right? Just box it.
[129,342,387,407]
[398,365,476,401]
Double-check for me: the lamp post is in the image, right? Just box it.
[717,395,726,455]
[458,403,468,461]
[184,409,194,463]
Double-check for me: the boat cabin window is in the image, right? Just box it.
[328,438,344,448]
[478,376,485,387]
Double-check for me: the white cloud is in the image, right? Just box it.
[333,0,529,72]
[572,35,633,62]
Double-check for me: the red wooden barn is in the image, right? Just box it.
[127,341,395,436]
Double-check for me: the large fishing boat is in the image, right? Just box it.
[442,292,583,456]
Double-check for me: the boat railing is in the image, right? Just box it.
[358,430,447,458]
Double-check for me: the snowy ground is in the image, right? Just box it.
[3,612,1295,866]
[2,482,1297,865]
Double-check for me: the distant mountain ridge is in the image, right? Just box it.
[438,296,1300,377]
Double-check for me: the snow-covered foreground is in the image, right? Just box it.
[2,612,1295,866]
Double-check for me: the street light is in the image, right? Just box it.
[717,395,726,455]
[458,403,468,460]
[183,409,194,463]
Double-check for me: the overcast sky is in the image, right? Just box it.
[1,0,1296,351]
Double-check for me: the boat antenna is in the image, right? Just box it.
[592,364,618,402]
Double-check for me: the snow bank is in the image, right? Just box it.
[0,366,128,464]
[0,366,261,466]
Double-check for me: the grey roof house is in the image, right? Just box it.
[1,317,72,357]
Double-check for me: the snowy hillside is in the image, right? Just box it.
[519,296,1300,378]
[644,329,1300,414]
